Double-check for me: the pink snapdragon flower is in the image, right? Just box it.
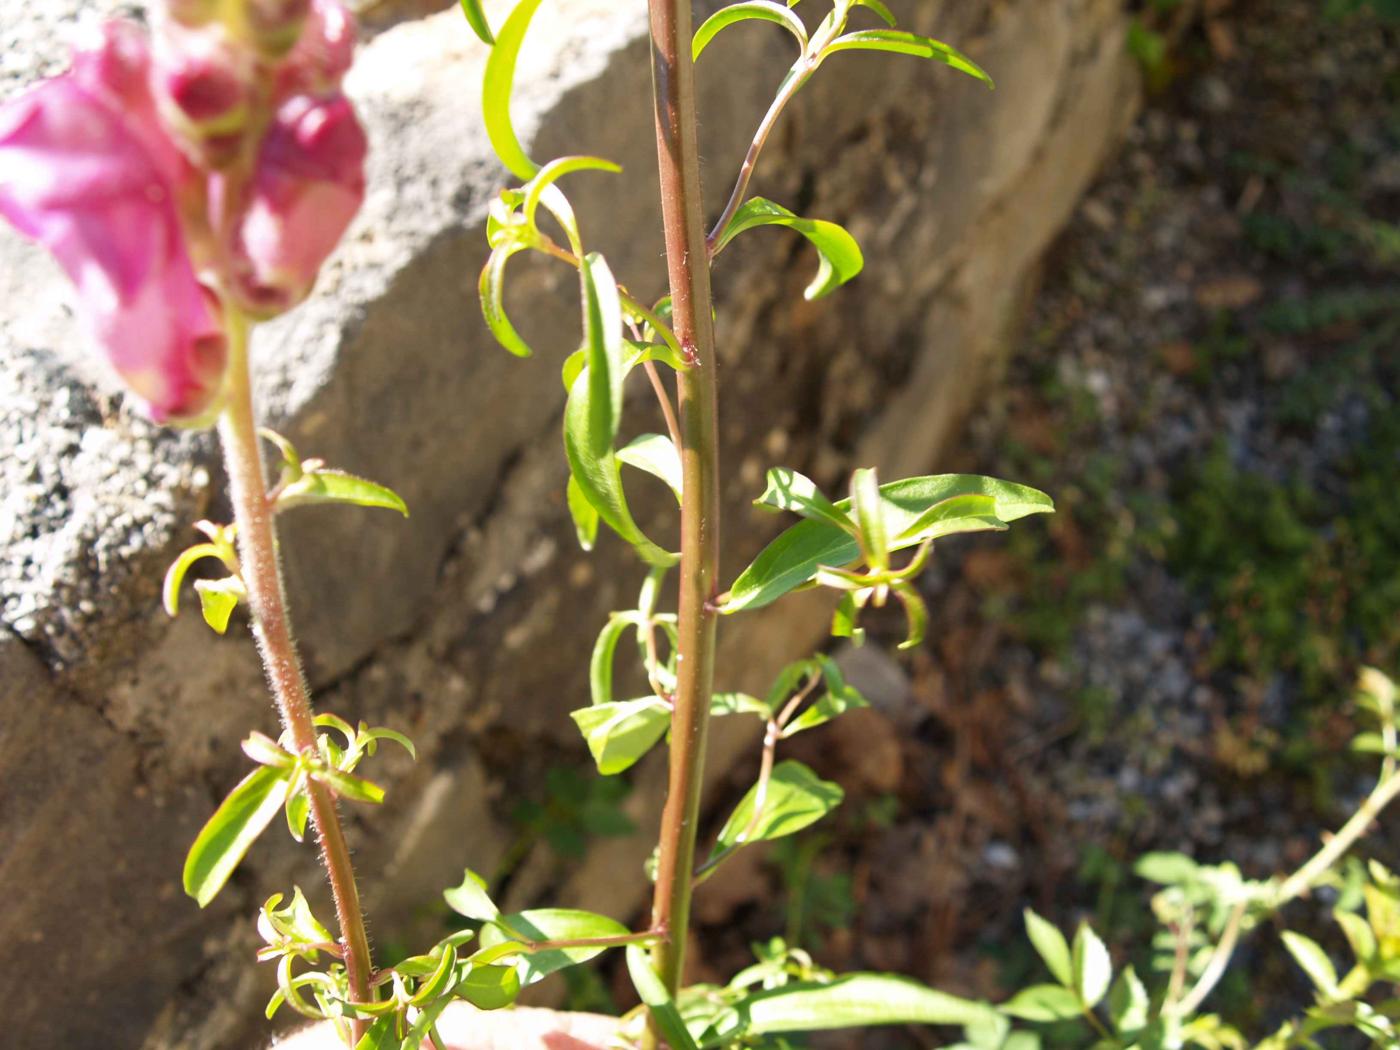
[0,1,366,425]
[0,22,226,422]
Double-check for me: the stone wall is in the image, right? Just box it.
[0,2,1141,1046]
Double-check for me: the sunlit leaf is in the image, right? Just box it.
[459,0,495,43]
[824,29,994,88]
[1000,984,1082,1022]
[457,963,522,1010]
[627,945,701,1050]
[755,467,856,535]
[713,197,863,300]
[480,240,533,357]
[163,543,226,618]
[482,0,547,179]
[693,1,808,60]
[184,766,291,907]
[195,578,244,635]
[276,470,409,517]
[722,474,1052,613]
[444,868,500,922]
[781,656,868,736]
[571,699,672,775]
[617,433,684,503]
[567,474,599,551]
[850,468,888,571]
[478,908,630,984]
[354,1017,401,1050]
[711,692,771,718]
[721,973,997,1037]
[1108,965,1149,1034]
[709,760,843,864]
[1023,909,1073,986]
[1282,931,1340,999]
[1072,923,1112,1008]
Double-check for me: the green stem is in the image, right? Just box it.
[1275,767,1400,906]
[644,0,722,1032]
[217,310,375,1042]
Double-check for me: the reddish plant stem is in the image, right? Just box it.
[217,311,374,1041]
[645,0,722,1023]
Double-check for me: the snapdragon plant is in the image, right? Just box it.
[5,2,1399,1049]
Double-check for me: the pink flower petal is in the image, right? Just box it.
[0,23,226,422]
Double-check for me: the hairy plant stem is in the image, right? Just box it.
[217,310,374,1040]
[645,0,721,1035]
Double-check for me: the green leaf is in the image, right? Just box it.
[1000,984,1083,1022]
[580,252,626,458]
[480,240,533,357]
[162,543,225,618]
[627,945,701,1050]
[756,467,856,535]
[724,973,997,1037]
[781,656,869,736]
[1072,922,1112,1009]
[457,963,522,1010]
[276,470,410,517]
[722,474,1053,613]
[478,908,630,984]
[355,1017,402,1050]
[1282,931,1340,999]
[693,1,808,60]
[482,0,546,179]
[444,868,500,922]
[1135,851,1200,884]
[590,613,638,707]
[360,725,417,761]
[711,692,772,718]
[854,0,897,26]
[824,29,995,88]
[564,369,678,567]
[709,760,844,863]
[617,433,684,503]
[566,474,599,551]
[1023,909,1073,986]
[1335,909,1376,964]
[195,578,243,634]
[317,767,386,805]
[850,468,889,571]
[284,783,309,842]
[184,766,291,907]
[713,197,864,300]
[1108,965,1149,1034]
[459,0,495,44]
[831,591,865,645]
[894,494,1003,544]
[893,580,928,650]
[570,699,672,775]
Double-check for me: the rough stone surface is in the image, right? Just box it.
[0,2,1141,1046]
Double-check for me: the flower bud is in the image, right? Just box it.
[275,0,355,99]
[0,23,227,422]
[226,93,366,317]
[154,23,256,169]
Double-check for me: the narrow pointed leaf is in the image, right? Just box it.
[728,973,997,1035]
[566,474,599,551]
[855,0,897,26]
[693,2,809,60]
[1023,909,1073,986]
[1108,966,1149,1034]
[459,0,495,44]
[825,29,994,88]
[710,760,843,863]
[195,578,243,635]
[1072,922,1112,1008]
[617,433,684,503]
[277,470,409,516]
[627,945,701,1050]
[713,197,863,300]
[1282,931,1340,999]
[722,474,1053,613]
[755,467,856,534]
[478,908,630,984]
[444,868,500,921]
[571,699,672,775]
[482,0,547,179]
[184,766,291,907]
[163,543,225,617]
[1001,984,1082,1022]
[480,240,533,357]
